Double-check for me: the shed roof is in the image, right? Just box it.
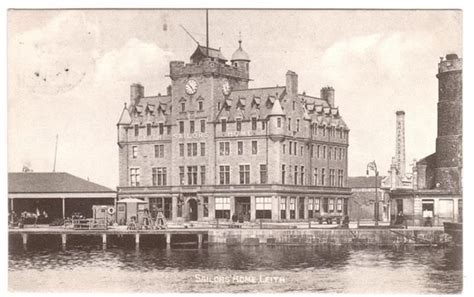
[8,172,115,194]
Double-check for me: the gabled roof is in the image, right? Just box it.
[8,172,115,193]
[117,106,131,125]
[347,176,385,188]
[191,45,227,62]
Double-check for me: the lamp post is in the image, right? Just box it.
[366,161,379,226]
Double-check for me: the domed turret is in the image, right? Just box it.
[231,40,250,62]
[231,39,250,83]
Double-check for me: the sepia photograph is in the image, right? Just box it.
[6,7,463,294]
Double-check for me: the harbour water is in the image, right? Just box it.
[8,239,462,293]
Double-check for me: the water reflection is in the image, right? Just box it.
[9,241,462,293]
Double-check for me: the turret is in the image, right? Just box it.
[117,103,131,145]
[231,39,250,88]
[267,98,286,141]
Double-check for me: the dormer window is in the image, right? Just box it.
[236,118,242,131]
[198,101,203,111]
[181,102,185,112]
[252,117,257,130]
[221,118,227,132]
[134,124,139,137]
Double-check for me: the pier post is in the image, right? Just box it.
[102,234,107,247]
[21,233,28,249]
[135,233,140,248]
[61,234,67,248]
[198,233,203,249]
[166,233,171,249]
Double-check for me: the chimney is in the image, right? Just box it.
[321,87,335,107]
[286,70,298,96]
[395,110,406,177]
[130,83,144,105]
[166,85,172,96]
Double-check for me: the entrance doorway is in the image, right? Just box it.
[188,199,198,221]
[235,197,251,221]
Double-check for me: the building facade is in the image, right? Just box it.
[116,40,351,223]
[389,54,462,226]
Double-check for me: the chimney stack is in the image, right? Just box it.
[286,70,298,96]
[395,110,406,177]
[321,86,335,107]
[130,83,144,105]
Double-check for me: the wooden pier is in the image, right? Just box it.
[9,227,208,249]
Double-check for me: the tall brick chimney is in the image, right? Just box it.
[321,86,335,107]
[395,110,406,177]
[130,83,144,106]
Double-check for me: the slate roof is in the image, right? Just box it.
[8,172,115,193]
[347,176,385,188]
[191,45,227,62]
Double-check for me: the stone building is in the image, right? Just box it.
[347,176,390,224]
[116,39,351,223]
[389,54,462,226]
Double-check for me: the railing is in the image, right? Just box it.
[63,218,108,230]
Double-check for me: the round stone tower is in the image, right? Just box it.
[435,53,462,192]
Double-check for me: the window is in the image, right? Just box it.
[237,141,243,155]
[200,166,206,184]
[290,197,296,219]
[252,141,258,154]
[200,143,206,156]
[198,101,203,111]
[181,102,185,112]
[293,142,297,155]
[311,145,314,158]
[239,165,250,184]
[293,101,296,110]
[300,146,304,156]
[280,197,287,220]
[134,124,139,136]
[179,121,184,133]
[218,102,221,110]
[282,164,286,184]
[323,146,326,159]
[202,196,209,217]
[132,146,138,159]
[294,166,298,185]
[256,197,272,219]
[190,120,195,133]
[260,164,267,184]
[300,166,305,185]
[130,168,140,186]
[179,143,184,157]
[288,118,292,131]
[219,165,230,185]
[147,123,152,136]
[277,117,281,128]
[177,197,184,217]
[315,198,320,212]
[252,117,257,130]
[321,168,326,186]
[299,197,305,219]
[322,198,329,212]
[329,198,335,212]
[236,118,242,131]
[289,141,292,155]
[317,145,320,159]
[159,123,164,135]
[179,166,185,185]
[337,198,343,212]
[313,168,318,185]
[167,126,171,135]
[219,142,230,155]
[187,143,192,156]
[221,119,227,132]
[200,120,206,132]
[152,167,167,186]
[154,144,164,158]
[322,126,326,137]
[308,198,314,219]
[261,121,266,130]
[338,169,344,187]
[330,169,336,186]
[187,166,198,185]
[283,144,286,154]
[215,197,230,219]
[296,119,300,132]
[328,147,332,160]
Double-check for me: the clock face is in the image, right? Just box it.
[222,79,231,96]
[185,79,198,95]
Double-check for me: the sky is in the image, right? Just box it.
[7,9,462,189]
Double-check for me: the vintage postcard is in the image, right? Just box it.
[7,9,462,293]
